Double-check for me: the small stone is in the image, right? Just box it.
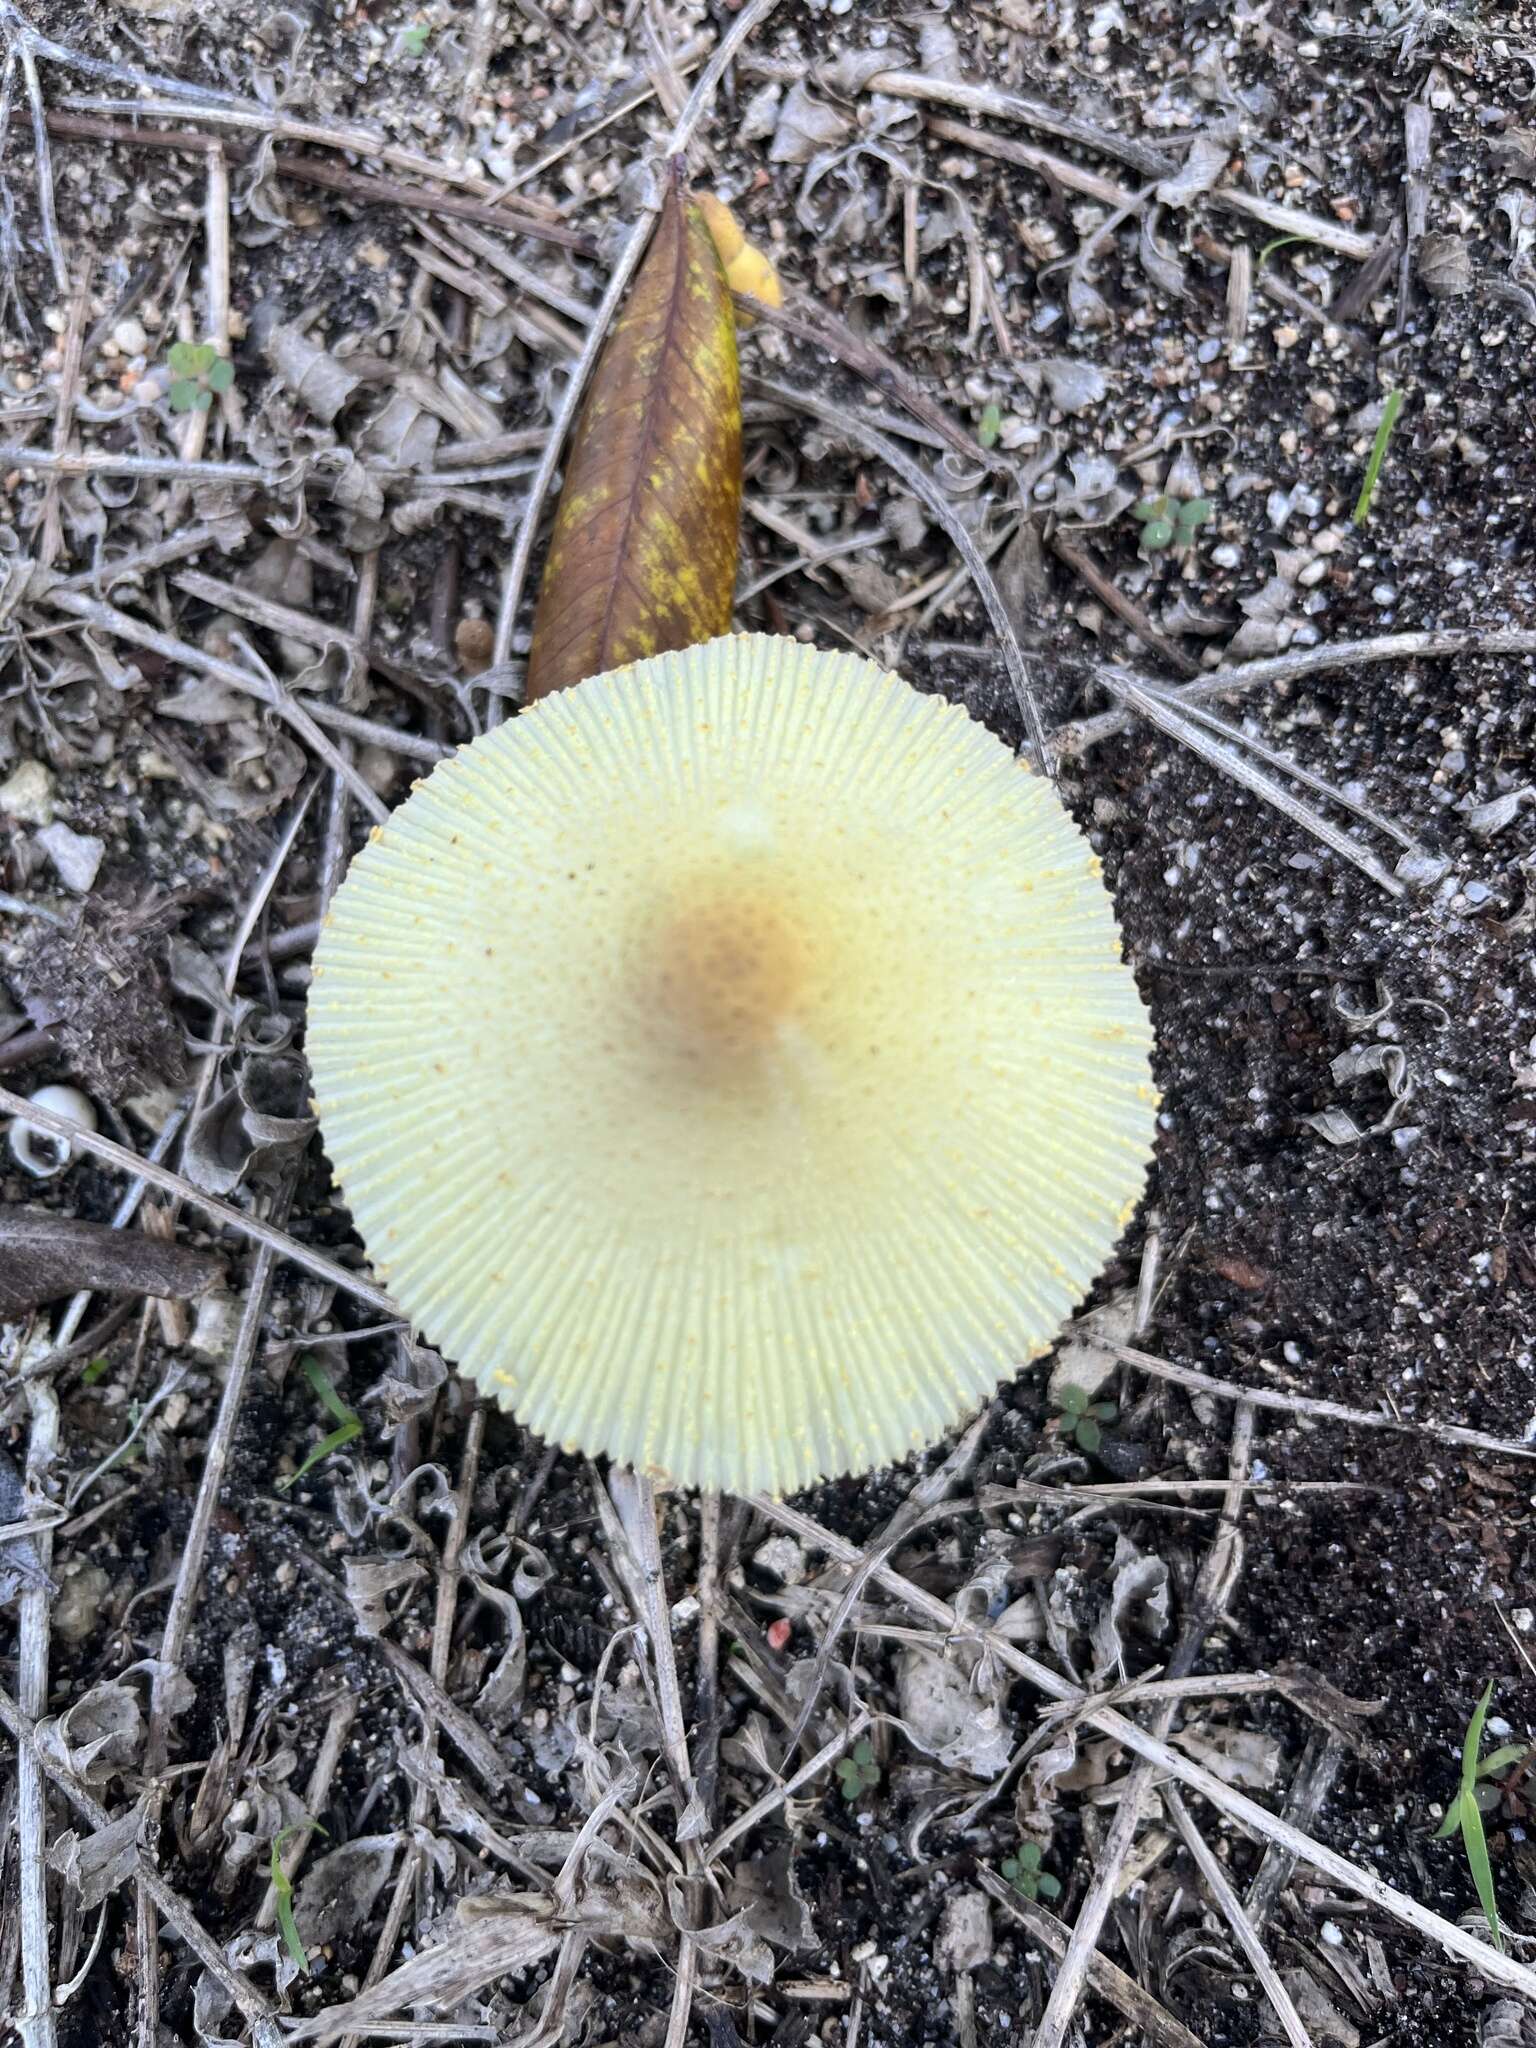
[112,316,148,356]
[1274,323,1301,351]
[0,759,54,825]
[35,820,105,892]
[1372,583,1397,606]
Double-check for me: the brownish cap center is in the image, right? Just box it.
[642,885,811,1064]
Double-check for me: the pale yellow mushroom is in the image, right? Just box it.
[307,634,1157,1495]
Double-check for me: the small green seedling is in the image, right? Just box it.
[1352,387,1404,526]
[1132,494,1213,555]
[81,1355,111,1386]
[835,1736,881,1804]
[1257,232,1314,270]
[1433,1680,1531,1953]
[1001,1842,1061,1903]
[977,402,1003,449]
[1053,1383,1117,1454]
[167,341,234,413]
[398,22,431,56]
[277,1354,362,1491]
[270,1820,326,1974]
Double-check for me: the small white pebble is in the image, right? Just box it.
[8,1084,97,1179]
[0,759,54,826]
[1321,1922,1344,1947]
[36,820,105,893]
[112,317,148,357]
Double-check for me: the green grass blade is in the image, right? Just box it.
[1476,1743,1530,1779]
[1462,1680,1495,1791]
[269,1821,326,1974]
[1459,1793,1504,1952]
[1352,387,1405,526]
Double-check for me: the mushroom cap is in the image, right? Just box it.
[308,634,1157,1495]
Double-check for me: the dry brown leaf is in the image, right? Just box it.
[525,171,741,702]
[0,1210,223,1319]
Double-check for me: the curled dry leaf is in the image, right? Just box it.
[0,1209,222,1320]
[524,173,741,703]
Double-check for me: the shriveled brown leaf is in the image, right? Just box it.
[525,172,741,701]
[0,1209,223,1319]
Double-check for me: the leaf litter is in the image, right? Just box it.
[0,2,1534,2045]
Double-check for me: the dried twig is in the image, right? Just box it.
[1164,1782,1315,2048]
[1117,1346,1536,1462]
[0,1082,398,1314]
[16,1375,59,2048]
[1031,1403,1255,2048]
[0,1680,282,2046]
[39,584,389,821]
[752,376,1050,769]
[749,1493,1536,1997]
[978,1871,1203,2048]
[1056,630,1536,757]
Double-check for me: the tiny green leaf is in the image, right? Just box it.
[278,1357,363,1491]
[207,356,235,393]
[1133,496,1170,523]
[1140,517,1175,551]
[1475,1744,1530,1781]
[1075,1416,1102,1453]
[1058,1385,1088,1416]
[1088,1401,1118,1423]
[270,1822,326,1974]
[1258,233,1311,269]
[1037,1872,1062,1900]
[193,388,214,412]
[1460,1794,1504,1953]
[168,380,200,412]
[1176,497,1213,530]
[399,23,430,55]
[168,341,200,375]
[82,1356,110,1386]
[1432,1793,1465,1841]
[977,402,1003,449]
[1352,387,1405,527]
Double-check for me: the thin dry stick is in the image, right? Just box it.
[0,1681,282,2046]
[0,443,274,481]
[133,1233,283,2037]
[977,1871,1203,2048]
[486,0,785,700]
[1032,1403,1256,2048]
[16,1376,59,2048]
[1056,630,1536,757]
[838,65,1173,178]
[1051,534,1202,680]
[752,377,1050,769]
[40,585,388,822]
[1244,1732,1347,1935]
[0,1083,398,1316]
[1208,186,1374,261]
[1116,1345,1536,1462]
[146,1239,280,1777]
[16,33,66,292]
[1164,1783,1314,2048]
[705,1710,872,1867]
[342,1404,485,2048]
[169,142,228,497]
[256,1692,359,1929]
[1107,674,1407,898]
[747,1494,1536,1999]
[37,264,88,569]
